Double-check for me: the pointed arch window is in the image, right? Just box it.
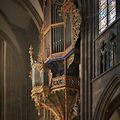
[99,0,116,33]
[109,38,116,67]
[109,44,114,67]
[100,42,107,73]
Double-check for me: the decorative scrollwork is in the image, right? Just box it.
[63,1,81,47]
[72,5,81,46]
[67,53,75,69]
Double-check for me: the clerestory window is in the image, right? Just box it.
[99,0,116,33]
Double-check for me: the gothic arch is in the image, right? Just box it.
[0,29,24,69]
[0,29,23,71]
[0,29,25,120]
[22,0,43,32]
[93,75,120,120]
[105,93,120,120]
[0,12,22,56]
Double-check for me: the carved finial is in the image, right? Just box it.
[29,45,34,65]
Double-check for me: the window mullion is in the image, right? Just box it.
[107,0,109,26]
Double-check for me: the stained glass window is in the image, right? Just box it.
[108,0,116,25]
[99,17,107,33]
[99,0,116,33]
[99,0,106,6]
[99,8,107,20]
[99,0,107,33]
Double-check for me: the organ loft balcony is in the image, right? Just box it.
[29,0,81,120]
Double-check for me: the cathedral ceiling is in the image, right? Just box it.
[0,0,32,30]
[0,0,43,31]
[0,0,42,62]
[29,0,43,21]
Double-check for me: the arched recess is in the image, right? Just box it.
[0,11,25,76]
[0,10,27,118]
[0,12,22,56]
[0,2,42,118]
[93,75,120,120]
[105,93,120,120]
[0,29,25,120]
[0,30,23,61]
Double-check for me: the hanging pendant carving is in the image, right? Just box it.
[72,5,81,46]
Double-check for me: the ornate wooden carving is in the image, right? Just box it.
[29,0,81,119]
[38,24,45,63]
[63,0,81,47]
[29,45,34,65]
